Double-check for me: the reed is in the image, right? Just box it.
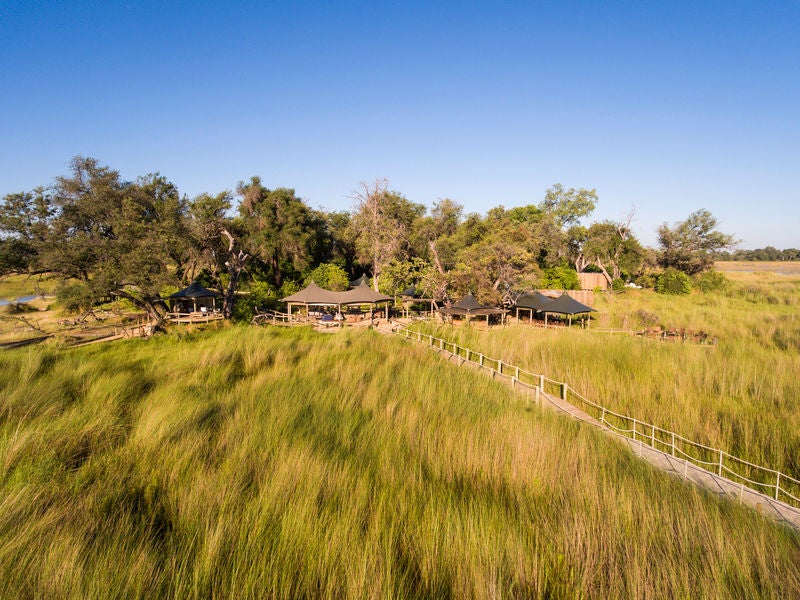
[1,325,799,598]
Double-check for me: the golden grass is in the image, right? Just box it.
[0,325,799,598]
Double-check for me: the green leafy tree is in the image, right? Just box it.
[237,177,327,288]
[578,218,645,284]
[658,209,737,275]
[539,184,597,229]
[304,263,350,291]
[540,266,580,290]
[0,188,52,274]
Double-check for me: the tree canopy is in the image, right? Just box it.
[1,156,745,320]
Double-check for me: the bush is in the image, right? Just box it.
[611,278,625,292]
[655,268,692,295]
[694,270,729,293]
[231,281,278,322]
[55,282,95,312]
[541,266,580,290]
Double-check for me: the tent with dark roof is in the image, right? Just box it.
[349,274,370,288]
[513,291,553,323]
[515,292,553,311]
[168,281,220,313]
[542,292,596,327]
[439,293,507,326]
[399,285,420,298]
[545,293,596,315]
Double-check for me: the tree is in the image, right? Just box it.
[237,177,326,288]
[0,188,52,275]
[658,209,737,275]
[348,179,425,291]
[40,157,189,323]
[304,263,349,291]
[578,217,644,284]
[539,184,597,229]
[187,191,249,319]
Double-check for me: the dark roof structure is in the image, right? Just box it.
[440,294,507,316]
[399,285,420,298]
[544,293,596,315]
[349,274,370,288]
[514,292,553,311]
[169,281,219,299]
[451,293,483,312]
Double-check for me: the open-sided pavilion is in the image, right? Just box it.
[439,293,507,327]
[281,281,393,322]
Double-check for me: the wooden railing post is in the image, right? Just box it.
[671,432,675,457]
[561,384,567,401]
[498,360,503,376]
[632,419,637,441]
[776,472,781,500]
[718,450,724,476]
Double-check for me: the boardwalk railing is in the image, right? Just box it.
[392,325,800,510]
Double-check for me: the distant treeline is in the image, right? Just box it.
[714,247,800,261]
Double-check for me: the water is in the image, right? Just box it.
[0,295,38,306]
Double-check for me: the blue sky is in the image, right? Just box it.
[1,1,798,248]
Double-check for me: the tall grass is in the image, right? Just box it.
[1,326,799,598]
[418,274,800,479]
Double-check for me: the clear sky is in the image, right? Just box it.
[1,1,798,249]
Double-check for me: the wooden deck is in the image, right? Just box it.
[168,312,225,324]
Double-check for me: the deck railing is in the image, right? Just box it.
[392,325,800,510]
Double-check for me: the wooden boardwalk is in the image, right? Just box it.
[390,325,800,530]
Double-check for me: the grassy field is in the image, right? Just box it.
[1,325,799,598]
[416,269,800,484]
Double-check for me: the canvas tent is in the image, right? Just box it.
[514,292,553,323]
[349,274,370,288]
[439,294,507,326]
[169,281,220,313]
[281,281,392,321]
[542,293,596,326]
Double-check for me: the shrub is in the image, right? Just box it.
[694,270,729,293]
[611,278,625,292]
[541,266,580,290]
[231,281,278,322]
[55,282,95,312]
[655,268,692,295]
